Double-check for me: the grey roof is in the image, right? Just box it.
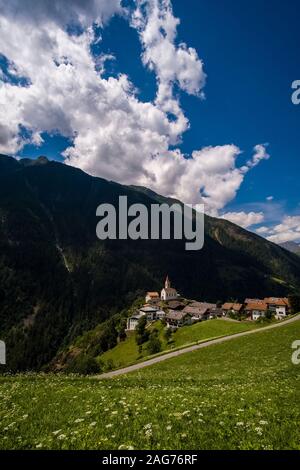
[129,313,145,321]
[183,303,216,317]
[166,310,191,321]
[188,301,216,309]
[209,308,223,316]
[140,306,159,313]
[245,298,265,304]
[166,300,185,309]
[162,287,177,294]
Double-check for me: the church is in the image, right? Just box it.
[161,276,178,301]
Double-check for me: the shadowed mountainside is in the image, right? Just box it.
[1,154,300,370]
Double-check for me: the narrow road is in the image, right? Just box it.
[97,315,300,379]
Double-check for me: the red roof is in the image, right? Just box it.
[245,302,268,311]
[222,303,243,311]
[264,297,289,307]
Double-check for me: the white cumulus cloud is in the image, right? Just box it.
[0,0,123,28]
[266,216,300,244]
[131,0,206,141]
[256,226,270,235]
[0,0,269,215]
[221,211,265,229]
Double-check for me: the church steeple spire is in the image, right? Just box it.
[165,275,171,289]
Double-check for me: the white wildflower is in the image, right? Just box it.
[118,444,135,450]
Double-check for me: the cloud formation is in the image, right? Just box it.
[131,0,206,141]
[0,0,123,28]
[256,226,270,235]
[0,0,269,215]
[221,211,265,229]
[265,216,300,243]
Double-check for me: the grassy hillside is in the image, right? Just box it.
[1,320,299,450]
[1,153,300,371]
[99,319,258,370]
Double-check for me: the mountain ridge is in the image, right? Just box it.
[1,154,300,371]
[280,241,300,256]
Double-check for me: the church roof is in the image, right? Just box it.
[162,287,177,293]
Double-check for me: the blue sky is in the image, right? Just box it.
[1,0,300,242]
[175,0,300,216]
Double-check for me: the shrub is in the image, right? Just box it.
[136,316,149,345]
[288,294,300,315]
[147,332,162,355]
[164,328,172,343]
[105,359,115,371]
[67,354,101,375]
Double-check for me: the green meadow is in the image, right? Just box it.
[1,320,300,450]
[100,319,258,370]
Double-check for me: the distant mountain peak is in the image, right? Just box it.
[280,241,300,255]
[19,155,49,167]
[1,152,300,371]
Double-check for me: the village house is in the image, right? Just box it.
[161,276,179,301]
[139,305,159,321]
[188,301,205,308]
[145,292,160,303]
[243,297,290,320]
[264,297,290,319]
[245,302,268,321]
[166,310,193,328]
[156,310,167,320]
[245,298,265,304]
[167,300,185,310]
[126,312,145,331]
[222,303,244,317]
[183,303,216,322]
[127,303,167,330]
[208,307,223,319]
[182,306,206,322]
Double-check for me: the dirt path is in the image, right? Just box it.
[96,315,300,379]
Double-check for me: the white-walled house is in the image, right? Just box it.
[126,313,145,331]
[274,306,287,320]
[222,303,244,317]
[245,302,268,321]
[139,306,159,321]
[156,310,166,320]
[145,292,160,303]
[264,297,290,319]
[166,310,193,328]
